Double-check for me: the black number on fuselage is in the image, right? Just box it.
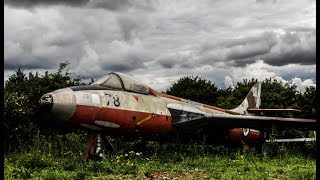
[104,93,120,107]
[105,93,112,106]
[113,95,120,107]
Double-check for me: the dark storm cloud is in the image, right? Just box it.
[4,0,88,8]
[94,39,152,73]
[88,0,131,10]
[261,30,316,66]
[100,56,147,72]
[5,0,156,11]
[262,48,316,66]
[157,50,197,69]
[256,0,277,3]
[88,0,155,11]
[225,34,276,60]
[4,57,58,70]
[227,45,270,60]
[117,16,140,41]
[224,33,277,49]
[159,60,175,69]
[116,13,152,41]
[157,55,180,69]
[197,29,315,67]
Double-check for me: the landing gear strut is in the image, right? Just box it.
[84,131,116,162]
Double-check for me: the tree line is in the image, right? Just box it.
[3,62,316,154]
[166,75,316,119]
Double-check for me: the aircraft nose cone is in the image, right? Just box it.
[40,88,76,121]
[39,93,54,109]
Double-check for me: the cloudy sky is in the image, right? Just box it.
[4,0,316,92]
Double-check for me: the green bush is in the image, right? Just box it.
[43,171,64,180]
[18,153,53,170]
[75,170,92,180]
[4,62,84,154]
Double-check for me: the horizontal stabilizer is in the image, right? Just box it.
[247,109,302,113]
[265,138,316,143]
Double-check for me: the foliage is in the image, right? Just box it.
[215,78,258,108]
[4,141,316,179]
[261,78,297,108]
[4,61,83,122]
[166,75,219,105]
[168,76,315,119]
[4,62,84,153]
[295,86,316,119]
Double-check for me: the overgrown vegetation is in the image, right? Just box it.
[4,63,316,179]
[4,62,84,154]
[4,141,316,179]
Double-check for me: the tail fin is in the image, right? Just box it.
[231,82,261,115]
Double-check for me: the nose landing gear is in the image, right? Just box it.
[84,131,116,161]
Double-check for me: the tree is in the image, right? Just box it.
[295,86,316,119]
[168,76,315,119]
[4,62,84,153]
[216,78,258,109]
[165,76,219,105]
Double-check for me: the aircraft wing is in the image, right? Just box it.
[167,103,316,131]
[247,108,302,113]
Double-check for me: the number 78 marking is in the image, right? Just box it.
[104,93,120,107]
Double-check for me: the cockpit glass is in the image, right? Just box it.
[103,74,123,89]
[92,74,123,89]
[92,72,150,94]
[92,74,112,85]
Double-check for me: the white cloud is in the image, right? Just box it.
[230,60,277,82]
[224,60,315,93]
[291,77,316,94]
[224,76,234,89]
[273,75,288,85]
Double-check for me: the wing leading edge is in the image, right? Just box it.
[167,103,316,131]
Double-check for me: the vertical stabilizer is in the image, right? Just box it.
[231,82,261,114]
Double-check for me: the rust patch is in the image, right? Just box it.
[132,95,139,101]
[158,93,182,101]
[148,88,160,96]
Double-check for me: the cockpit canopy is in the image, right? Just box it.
[92,72,150,95]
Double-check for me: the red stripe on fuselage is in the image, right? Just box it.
[71,105,174,137]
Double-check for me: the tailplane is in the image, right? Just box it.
[231,82,261,115]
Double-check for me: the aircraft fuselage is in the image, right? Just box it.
[41,85,262,146]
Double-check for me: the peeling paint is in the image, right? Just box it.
[80,123,102,131]
[95,120,120,128]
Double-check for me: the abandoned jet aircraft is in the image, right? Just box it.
[39,72,316,159]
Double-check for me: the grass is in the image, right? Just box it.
[4,142,316,179]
